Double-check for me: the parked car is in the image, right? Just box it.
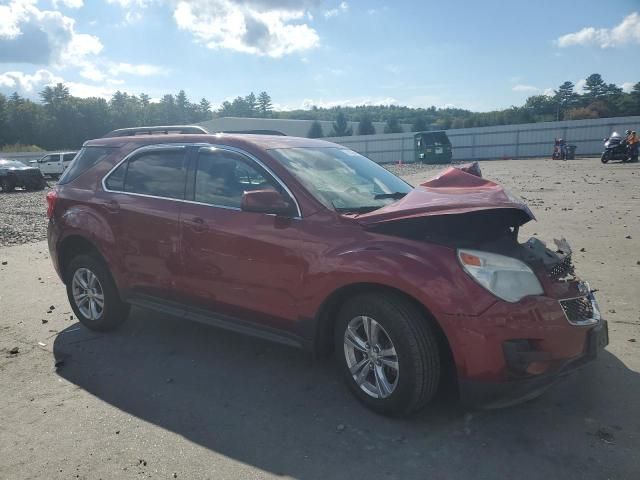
[30,151,78,178]
[0,159,47,192]
[46,131,608,415]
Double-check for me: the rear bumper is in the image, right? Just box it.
[458,319,609,408]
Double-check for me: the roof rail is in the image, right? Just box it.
[220,129,287,136]
[102,125,209,138]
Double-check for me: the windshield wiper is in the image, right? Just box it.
[336,206,382,214]
[374,192,407,200]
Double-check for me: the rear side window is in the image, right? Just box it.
[58,147,113,184]
[105,149,187,200]
[63,153,76,162]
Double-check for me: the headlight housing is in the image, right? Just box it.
[458,249,544,302]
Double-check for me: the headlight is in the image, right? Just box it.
[457,249,544,302]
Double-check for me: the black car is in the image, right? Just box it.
[0,159,47,192]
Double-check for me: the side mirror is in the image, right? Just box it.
[241,189,296,216]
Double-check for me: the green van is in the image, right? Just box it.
[414,131,452,164]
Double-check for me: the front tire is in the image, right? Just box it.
[335,293,440,416]
[0,177,15,192]
[600,152,609,164]
[65,254,130,331]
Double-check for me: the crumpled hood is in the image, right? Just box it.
[354,163,535,226]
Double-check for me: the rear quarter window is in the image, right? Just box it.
[58,147,114,185]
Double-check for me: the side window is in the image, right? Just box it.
[59,147,114,185]
[39,155,52,163]
[194,150,277,208]
[105,161,126,191]
[63,153,76,162]
[123,150,187,199]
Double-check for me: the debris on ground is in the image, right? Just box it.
[41,319,48,324]
[580,247,586,252]
[1,261,7,265]
[594,428,615,444]
[9,346,19,355]
[629,339,637,343]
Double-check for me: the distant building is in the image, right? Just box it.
[197,117,411,138]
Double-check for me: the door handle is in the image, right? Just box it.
[186,216,208,233]
[105,200,120,213]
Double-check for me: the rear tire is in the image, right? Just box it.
[65,254,130,331]
[334,293,441,416]
[600,152,609,164]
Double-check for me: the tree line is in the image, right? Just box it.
[0,73,637,150]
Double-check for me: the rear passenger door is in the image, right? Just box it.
[102,145,188,300]
[39,154,57,175]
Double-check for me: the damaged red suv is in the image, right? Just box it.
[47,129,608,415]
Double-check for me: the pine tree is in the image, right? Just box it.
[330,110,352,136]
[384,116,402,133]
[257,91,273,117]
[412,116,428,132]
[357,112,376,135]
[307,120,324,138]
[198,98,212,121]
[584,74,607,98]
[245,92,257,116]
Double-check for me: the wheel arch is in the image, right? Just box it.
[312,282,456,382]
[57,234,108,283]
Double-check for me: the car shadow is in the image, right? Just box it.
[53,309,640,479]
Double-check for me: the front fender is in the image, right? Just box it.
[300,240,497,321]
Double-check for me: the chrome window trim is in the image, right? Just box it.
[101,142,302,218]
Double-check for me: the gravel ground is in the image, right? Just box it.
[0,186,52,247]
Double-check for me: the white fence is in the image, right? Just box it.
[325,116,640,163]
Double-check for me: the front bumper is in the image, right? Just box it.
[458,319,608,408]
[438,284,609,408]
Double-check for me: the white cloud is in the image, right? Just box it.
[542,87,555,96]
[575,79,587,92]
[52,0,84,8]
[324,1,348,19]
[621,82,635,93]
[108,62,168,76]
[173,0,320,57]
[65,81,116,98]
[301,96,398,109]
[557,12,640,48]
[512,84,539,93]
[0,69,63,92]
[0,0,102,65]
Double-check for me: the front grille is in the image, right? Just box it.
[560,296,595,325]
[549,255,574,280]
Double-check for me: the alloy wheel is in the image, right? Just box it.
[71,268,105,321]
[343,315,399,399]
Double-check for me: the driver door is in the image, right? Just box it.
[178,146,306,331]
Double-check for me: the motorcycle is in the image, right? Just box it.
[601,132,634,163]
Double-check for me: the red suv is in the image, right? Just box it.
[47,129,608,415]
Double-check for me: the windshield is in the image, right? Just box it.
[270,147,412,213]
[0,160,27,168]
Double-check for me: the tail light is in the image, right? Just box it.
[46,190,58,218]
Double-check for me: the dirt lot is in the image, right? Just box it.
[0,157,638,479]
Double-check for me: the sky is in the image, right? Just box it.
[1,0,640,112]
